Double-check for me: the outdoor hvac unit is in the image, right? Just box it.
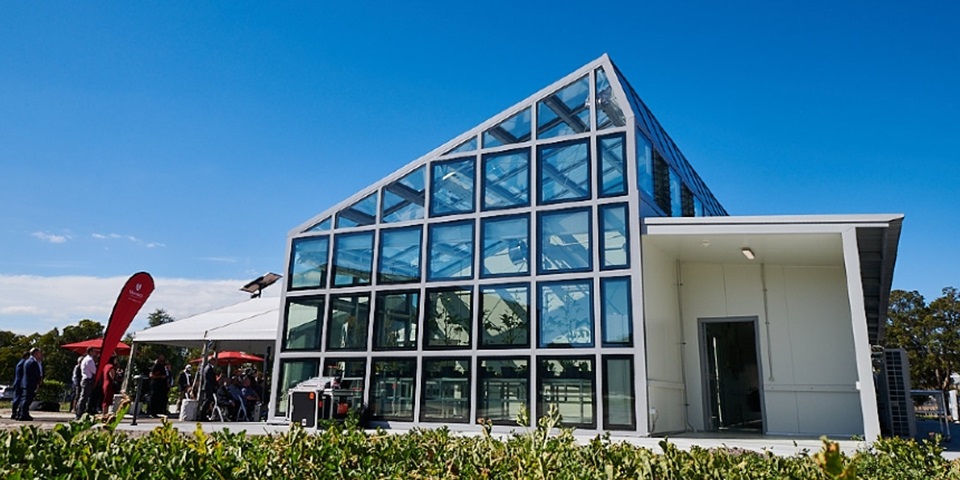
[876,348,916,438]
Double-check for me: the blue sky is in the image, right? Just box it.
[0,1,957,334]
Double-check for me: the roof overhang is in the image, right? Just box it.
[643,214,904,344]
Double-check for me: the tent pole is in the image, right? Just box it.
[121,342,138,394]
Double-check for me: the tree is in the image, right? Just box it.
[885,288,960,392]
[128,309,188,379]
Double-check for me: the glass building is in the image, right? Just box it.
[270,55,902,439]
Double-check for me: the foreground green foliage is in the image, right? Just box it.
[2,410,959,479]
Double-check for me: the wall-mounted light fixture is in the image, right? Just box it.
[741,247,756,261]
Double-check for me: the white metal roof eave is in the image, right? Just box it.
[643,214,904,236]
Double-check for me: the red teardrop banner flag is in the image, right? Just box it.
[97,272,154,382]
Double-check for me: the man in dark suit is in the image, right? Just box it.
[17,348,43,421]
[10,352,29,420]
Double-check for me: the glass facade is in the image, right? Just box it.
[274,56,728,434]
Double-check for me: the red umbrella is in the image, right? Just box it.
[190,351,264,367]
[62,338,132,355]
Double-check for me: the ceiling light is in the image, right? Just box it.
[741,247,756,261]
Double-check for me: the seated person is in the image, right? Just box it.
[240,376,260,419]
[214,377,239,421]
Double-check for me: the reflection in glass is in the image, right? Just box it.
[425,288,472,349]
[681,184,695,217]
[539,281,594,347]
[276,359,318,416]
[373,291,419,350]
[537,357,595,428]
[431,157,475,217]
[381,167,425,223]
[483,108,532,148]
[653,151,671,215]
[694,197,704,217]
[289,236,329,290]
[599,204,629,269]
[336,192,378,228]
[481,215,529,277]
[601,277,632,346]
[670,169,682,218]
[304,217,331,233]
[421,358,471,423]
[323,358,366,380]
[427,220,474,280]
[480,284,529,348]
[598,134,626,197]
[482,149,529,210]
[477,357,529,425]
[603,356,635,429]
[446,136,477,155]
[539,208,591,274]
[636,130,653,198]
[538,75,590,139]
[539,140,590,204]
[595,67,625,130]
[370,359,416,420]
[326,294,369,351]
[377,227,422,284]
[332,232,374,287]
[284,296,324,351]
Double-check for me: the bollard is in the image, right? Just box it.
[131,375,145,426]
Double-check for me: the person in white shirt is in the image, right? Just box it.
[75,347,100,418]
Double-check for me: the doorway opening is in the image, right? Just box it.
[700,317,764,432]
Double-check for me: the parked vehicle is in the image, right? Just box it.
[0,385,13,400]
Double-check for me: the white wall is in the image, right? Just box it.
[678,263,864,437]
[641,241,686,434]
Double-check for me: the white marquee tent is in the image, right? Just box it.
[131,296,280,352]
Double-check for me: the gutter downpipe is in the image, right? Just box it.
[761,263,775,381]
[676,260,695,431]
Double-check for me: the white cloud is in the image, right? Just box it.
[32,231,70,243]
[0,274,279,336]
[91,232,165,248]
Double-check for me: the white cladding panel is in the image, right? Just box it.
[640,240,685,434]
[676,262,863,436]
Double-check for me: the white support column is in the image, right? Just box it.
[841,228,881,442]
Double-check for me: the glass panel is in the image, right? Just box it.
[477,357,529,426]
[694,197,704,217]
[430,157,475,217]
[636,130,653,198]
[681,184,695,217]
[336,192,378,228]
[539,208,591,274]
[373,291,419,350]
[424,288,472,349]
[288,236,329,290]
[427,220,474,281]
[370,359,416,421]
[276,359,318,416]
[482,149,529,210]
[598,134,626,197]
[482,108,532,148]
[653,151,671,215]
[381,167,426,223]
[538,281,594,348]
[670,169,682,217]
[421,358,471,423]
[601,277,632,346]
[595,67,625,130]
[283,296,324,351]
[602,356,636,429]
[445,136,477,155]
[304,217,331,233]
[326,294,370,351]
[537,357,595,428]
[599,204,629,269]
[332,232,374,287]
[537,75,590,139]
[377,227,422,284]
[538,140,590,204]
[481,215,529,277]
[480,284,529,348]
[322,358,366,408]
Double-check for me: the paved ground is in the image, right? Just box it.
[2,407,957,460]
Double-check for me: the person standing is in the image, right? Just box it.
[76,347,99,418]
[147,354,169,417]
[70,357,83,413]
[16,348,43,421]
[100,355,118,414]
[10,352,29,420]
[176,364,193,408]
[199,360,218,420]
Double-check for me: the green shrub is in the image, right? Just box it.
[35,378,65,403]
